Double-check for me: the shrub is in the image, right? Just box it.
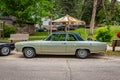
[3,25,17,37]
[96,27,112,42]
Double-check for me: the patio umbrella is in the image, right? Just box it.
[52,14,85,31]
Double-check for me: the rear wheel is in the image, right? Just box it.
[76,49,90,59]
[23,48,36,58]
[0,46,10,56]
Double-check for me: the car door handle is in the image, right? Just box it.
[62,43,66,44]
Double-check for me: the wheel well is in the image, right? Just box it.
[22,47,36,53]
[75,49,90,54]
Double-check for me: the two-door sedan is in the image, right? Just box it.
[15,32,107,59]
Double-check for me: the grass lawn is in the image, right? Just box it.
[104,51,120,56]
[0,38,9,42]
[29,31,49,40]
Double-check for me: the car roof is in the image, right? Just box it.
[52,32,78,34]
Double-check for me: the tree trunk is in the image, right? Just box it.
[109,0,116,20]
[89,0,98,36]
[80,0,89,19]
[19,23,25,33]
[102,0,109,23]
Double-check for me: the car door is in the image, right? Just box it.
[65,34,78,54]
[41,33,67,54]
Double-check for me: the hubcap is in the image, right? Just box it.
[24,48,34,57]
[78,50,87,58]
[1,47,10,55]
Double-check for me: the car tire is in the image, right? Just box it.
[0,46,10,56]
[23,48,36,58]
[76,49,90,59]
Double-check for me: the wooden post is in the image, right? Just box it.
[113,40,117,51]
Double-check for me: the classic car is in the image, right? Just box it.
[0,42,15,56]
[15,32,107,58]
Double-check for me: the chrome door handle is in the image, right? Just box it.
[62,43,66,44]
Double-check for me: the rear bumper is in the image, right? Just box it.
[10,46,15,50]
[10,43,15,50]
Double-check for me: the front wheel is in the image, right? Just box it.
[0,46,10,56]
[75,49,90,59]
[23,48,36,58]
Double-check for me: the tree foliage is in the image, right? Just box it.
[0,0,120,25]
[0,0,54,24]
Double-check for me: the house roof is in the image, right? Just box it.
[0,16,13,20]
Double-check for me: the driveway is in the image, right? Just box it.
[0,50,120,80]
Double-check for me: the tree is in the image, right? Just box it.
[89,0,98,36]
[114,1,120,23]
[80,0,91,19]
[101,0,117,24]
[81,0,94,24]
[109,0,117,21]
[31,0,54,24]
[102,0,109,23]
[52,0,85,19]
[0,0,54,25]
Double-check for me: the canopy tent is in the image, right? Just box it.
[52,14,85,25]
[52,14,85,31]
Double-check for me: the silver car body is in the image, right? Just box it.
[15,32,107,55]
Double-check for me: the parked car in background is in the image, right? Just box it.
[68,26,76,30]
[57,26,65,31]
[36,27,45,32]
[57,26,76,31]
[44,26,57,31]
[0,42,15,56]
[15,32,107,59]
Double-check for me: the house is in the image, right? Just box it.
[14,22,35,34]
[0,16,14,26]
[0,16,35,34]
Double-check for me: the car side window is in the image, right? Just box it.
[51,34,66,41]
[67,34,77,41]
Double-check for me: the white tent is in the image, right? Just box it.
[52,14,85,24]
[52,14,85,31]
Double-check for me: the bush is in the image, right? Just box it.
[96,27,112,42]
[3,25,17,37]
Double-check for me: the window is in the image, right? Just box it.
[51,34,66,41]
[67,34,77,41]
